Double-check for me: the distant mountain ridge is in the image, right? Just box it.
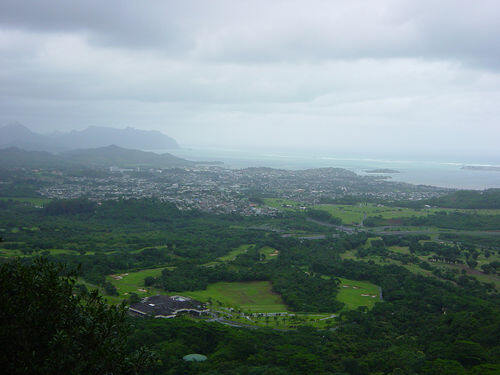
[0,145,193,169]
[0,122,65,151]
[0,123,179,152]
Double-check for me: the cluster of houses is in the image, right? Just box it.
[38,165,448,215]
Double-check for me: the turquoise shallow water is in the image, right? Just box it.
[163,147,500,190]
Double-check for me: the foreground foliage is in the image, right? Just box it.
[0,259,155,375]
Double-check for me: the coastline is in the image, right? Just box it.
[164,147,500,190]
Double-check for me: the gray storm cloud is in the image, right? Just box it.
[0,0,499,157]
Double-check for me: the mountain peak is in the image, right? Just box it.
[0,121,42,146]
[2,121,33,133]
[0,124,180,152]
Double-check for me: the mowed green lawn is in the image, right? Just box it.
[106,267,166,298]
[184,281,288,313]
[184,278,380,314]
[218,244,253,261]
[215,244,279,263]
[265,200,500,225]
[315,204,443,225]
[0,248,81,257]
[259,246,279,260]
[337,277,381,310]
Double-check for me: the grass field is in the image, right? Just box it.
[315,204,444,225]
[184,281,288,313]
[336,277,381,310]
[388,245,411,254]
[263,200,438,224]
[341,249,434,278]
[218,244,254,261]
[212,244,279,264]
[342,243,500,290]
[365,237,382,246]
[0,248,82,257]
[260,246,279,260]
[106,267,166,299]
[264,199,500,225]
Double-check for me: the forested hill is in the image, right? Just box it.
[0,145,194,169]
[394,189,500,209]
[427,189,500,209]
[0,147,72,169]
[61,145,193,168]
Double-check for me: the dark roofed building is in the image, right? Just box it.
[129,295,208,318]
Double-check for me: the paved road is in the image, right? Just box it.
[282,233,328,240]
[306,218,357,233]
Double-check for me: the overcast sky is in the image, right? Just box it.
[0,0,499,158]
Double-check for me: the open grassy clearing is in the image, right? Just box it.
[388,245,411,254]
[263,198,307,211]
[106,267,166,299]
[0,248,84,257]
[390,242,500,289]
[76,278,123,304]
[2,226,41,234]
[315,204,445,225]
[431,262,500,289]
[264,199,500,226]
[336,277,381,310]
[343,244,499,290]
[467,271,500,289]
[260,246,279,260]
[341,249,434,278]
[420,254,500,290]
[184,281,288,313]
[0,249,30,257]
[105,271,382,327]
[184,280,340,329]
[218,244,253,261]
[202,244,279,266]
[264,201,443,224]
[183,277,381,328]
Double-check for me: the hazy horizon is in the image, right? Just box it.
[1,1,499,158]
[3,121,500,164]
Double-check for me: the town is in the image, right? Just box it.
[35,165,449,215]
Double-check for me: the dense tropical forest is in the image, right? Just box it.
[1,193,499,374]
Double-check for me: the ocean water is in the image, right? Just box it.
[164,147,500,190]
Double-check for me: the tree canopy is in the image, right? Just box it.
[0,259,155,375]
